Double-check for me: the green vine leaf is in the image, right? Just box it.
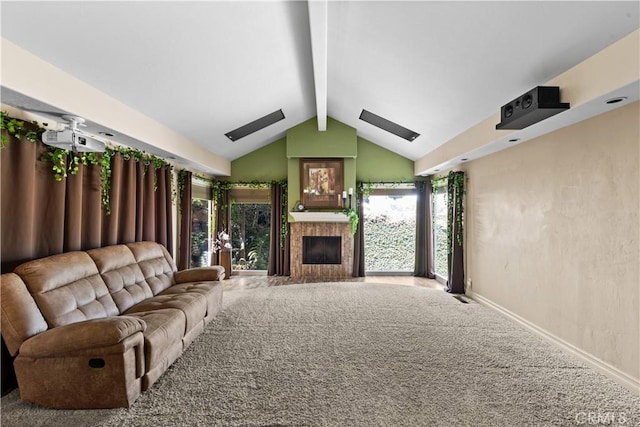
[81,152,100,166]
[279,180,288,248]
[177,169,190,213]
[101,150,114,215]
[446,171,465,252]
[1,112,180,216]
[342,208,359,235]
[43,147,69,181]
[1,111,45,150]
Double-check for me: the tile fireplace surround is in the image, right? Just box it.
[289,212,353,279]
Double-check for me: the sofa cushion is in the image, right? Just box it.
[125,309,185,374]
[126,242,177,295]
[87,245,154,313]
[14,251,118,327]
[161,281,223,323]
[124,292,207,334]
[174,266,225,283]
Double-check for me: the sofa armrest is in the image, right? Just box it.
[174,266,225,283]
[1,272,49,356]
[20,316,146,358]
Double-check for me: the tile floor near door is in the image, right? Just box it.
[222,274,444,291]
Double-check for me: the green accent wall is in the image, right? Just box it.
[287,158,300,215]
[286,117,357,158]
[356,137,414,182]
[229,137,287,181]
[226,119,415,214]
[286,117,358,212]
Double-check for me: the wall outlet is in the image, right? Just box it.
[467,279,472,288]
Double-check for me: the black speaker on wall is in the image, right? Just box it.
[496,86,570,130]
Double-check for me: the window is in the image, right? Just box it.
[432,179,448,279]
[229,187,271,271]
[190,197,212,268]
[363,185,416,273]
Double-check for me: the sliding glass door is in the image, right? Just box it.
[231,202,270,271]
[190,198,212,268]
[432,179,448,280]
[229,186,271,273]
[363,185,416,273]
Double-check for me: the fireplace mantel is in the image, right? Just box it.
[290,212,349,223]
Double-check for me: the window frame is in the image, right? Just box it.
[362,183,417,275]
[431,178,448,284]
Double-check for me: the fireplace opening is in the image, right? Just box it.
[302,236,341,264]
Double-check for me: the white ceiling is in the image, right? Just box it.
[1,1,638,168]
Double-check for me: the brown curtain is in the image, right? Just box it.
[101,153,173,252]
[212,185,231,266]
[177,171,192,270]
[352,182,365,277]
[268,182,290,276]
[1,130,174,273]
[414,180,436,278]
[154,164,173,251]
[2,133,66,270]
[447,171,464,293]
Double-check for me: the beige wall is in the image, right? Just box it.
[464,101,639,383]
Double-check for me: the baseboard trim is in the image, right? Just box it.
[467,290,639,395]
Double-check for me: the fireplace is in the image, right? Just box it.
[290,216,353,279]
[303,236,341,264]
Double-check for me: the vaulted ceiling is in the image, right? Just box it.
[1,1,638,176]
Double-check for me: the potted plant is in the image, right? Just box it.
[213,230,232,278]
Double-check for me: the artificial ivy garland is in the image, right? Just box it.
[1,111,174,215]
[356,180,410,201]
[0,112,42,148]
[100,150,114,215]
[1,111,364,242]
[447,170,465,250]
[177,169,190,213]
[342,207,359,235]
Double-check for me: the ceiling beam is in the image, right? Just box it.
[307,0,328,131]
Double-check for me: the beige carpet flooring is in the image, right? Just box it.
[2,282,638,426]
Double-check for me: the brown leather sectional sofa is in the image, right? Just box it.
[0,241,225,409]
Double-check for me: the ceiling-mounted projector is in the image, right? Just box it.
[41,115,106,153]
[496,86,570,130]
[42,129,106,152]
